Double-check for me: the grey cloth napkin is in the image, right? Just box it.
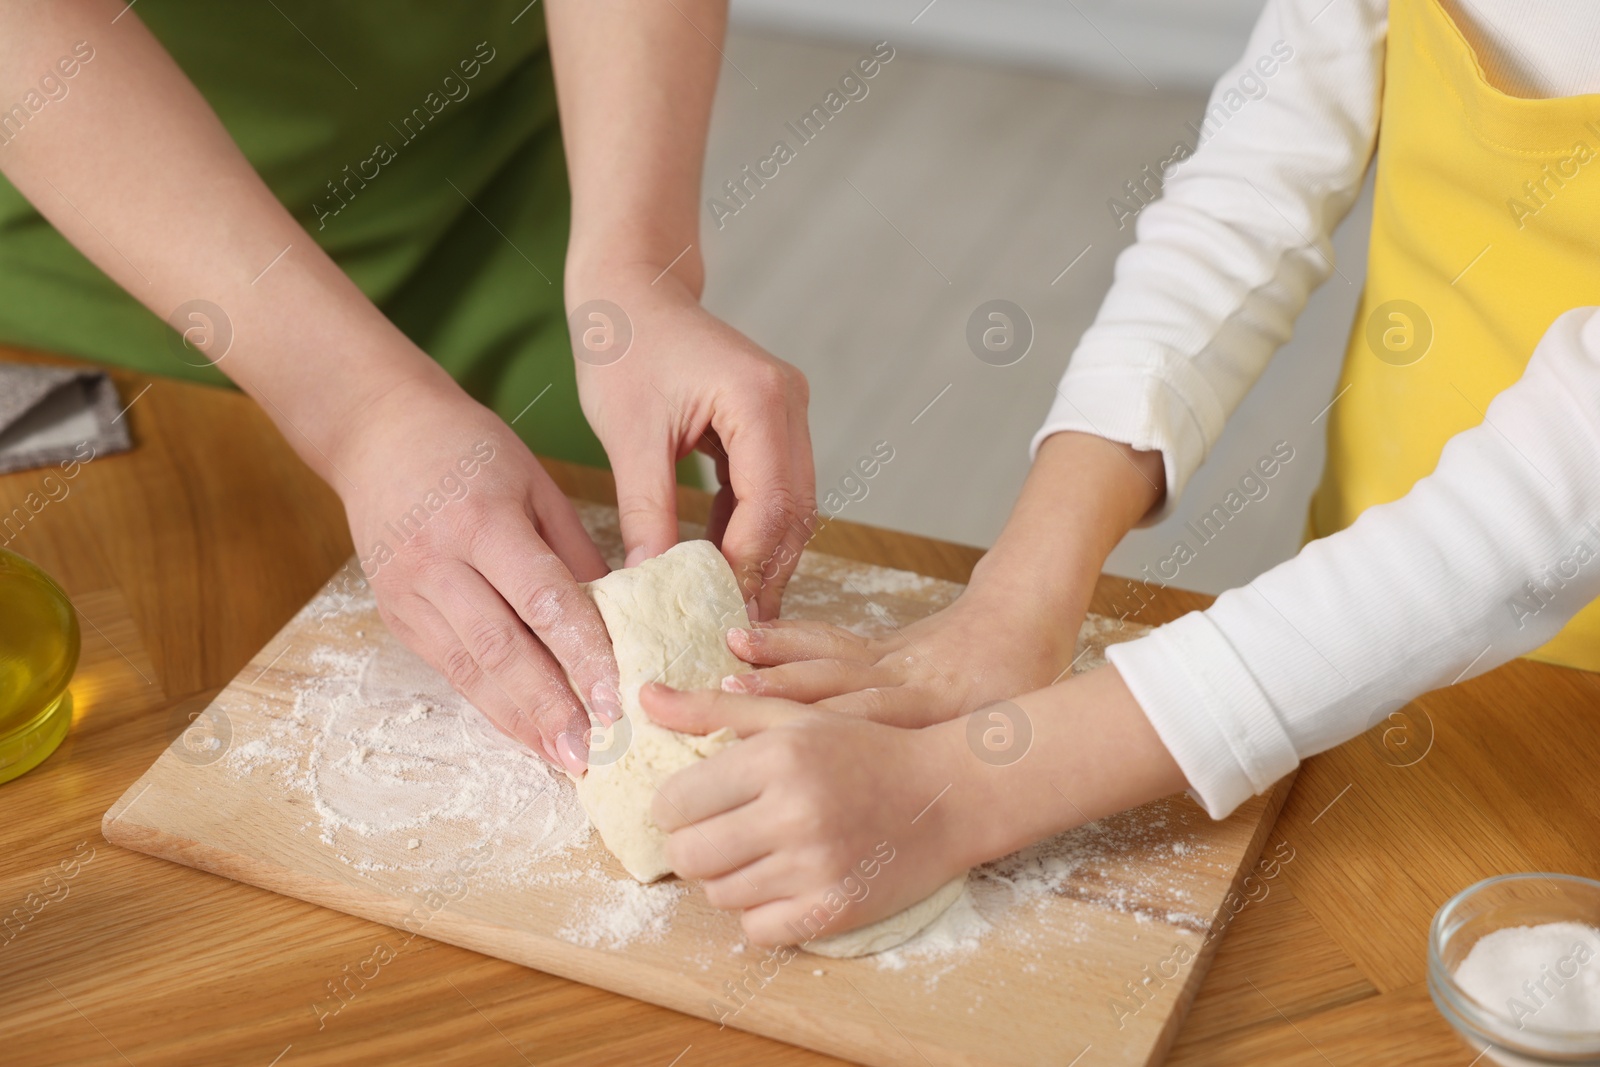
[0,362,132,475]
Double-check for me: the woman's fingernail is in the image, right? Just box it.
[625,546,648,568]
[556,731,588,776]
[721,673,756,694]
[590,682,624,723]
[727,627,755,650]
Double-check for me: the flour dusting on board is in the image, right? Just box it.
[864,801,1215,981]
[978,805,1213,932]
[223,629,595,885]
[559,871,686,948]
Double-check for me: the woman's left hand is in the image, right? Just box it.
[644,682,972,947]
[569,266,815,620]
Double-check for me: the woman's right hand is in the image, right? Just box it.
[333,372,623,774]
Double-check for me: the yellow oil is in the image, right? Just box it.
[0,548,79,784]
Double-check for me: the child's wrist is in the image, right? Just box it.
[965,548,1095,629]
[924,703,1079,870]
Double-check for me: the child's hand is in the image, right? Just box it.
[719,587,1078,728]
[643,682,973,947]
[718,431,1168,728]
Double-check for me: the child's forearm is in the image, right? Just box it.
[965,431,1165,620]
[930,664,1188,868]
[1097,308,1600,819]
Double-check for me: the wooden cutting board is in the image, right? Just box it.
[103,502,1290,1067]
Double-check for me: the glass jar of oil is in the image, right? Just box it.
[0,548,79,784]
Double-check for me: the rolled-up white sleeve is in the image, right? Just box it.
[1110,309,1600,818]
[1032,0,1386,522]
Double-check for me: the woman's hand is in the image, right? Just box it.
[644,683,974,947]
[547,0,815,619]
[570,266,815,620]
[719,580,1083,729]
[333,372,623,774]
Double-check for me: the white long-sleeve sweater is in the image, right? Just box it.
[1031,0,1600,818]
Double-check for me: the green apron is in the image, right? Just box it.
[0,1,606,469]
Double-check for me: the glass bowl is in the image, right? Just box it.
[1429,873,1600,1065]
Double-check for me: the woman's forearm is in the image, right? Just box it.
[0,1,445,485]
[546,0,727,298]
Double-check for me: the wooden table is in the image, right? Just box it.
[4,350,1598,1066]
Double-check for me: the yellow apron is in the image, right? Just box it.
[1310,0,1600,670]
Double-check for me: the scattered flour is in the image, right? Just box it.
[217,604,596,900]
[862,801,1214,983]
[978,805,1210,934]
[559,871,686,948]
[874,886,991,974]
[827,566,945,598]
